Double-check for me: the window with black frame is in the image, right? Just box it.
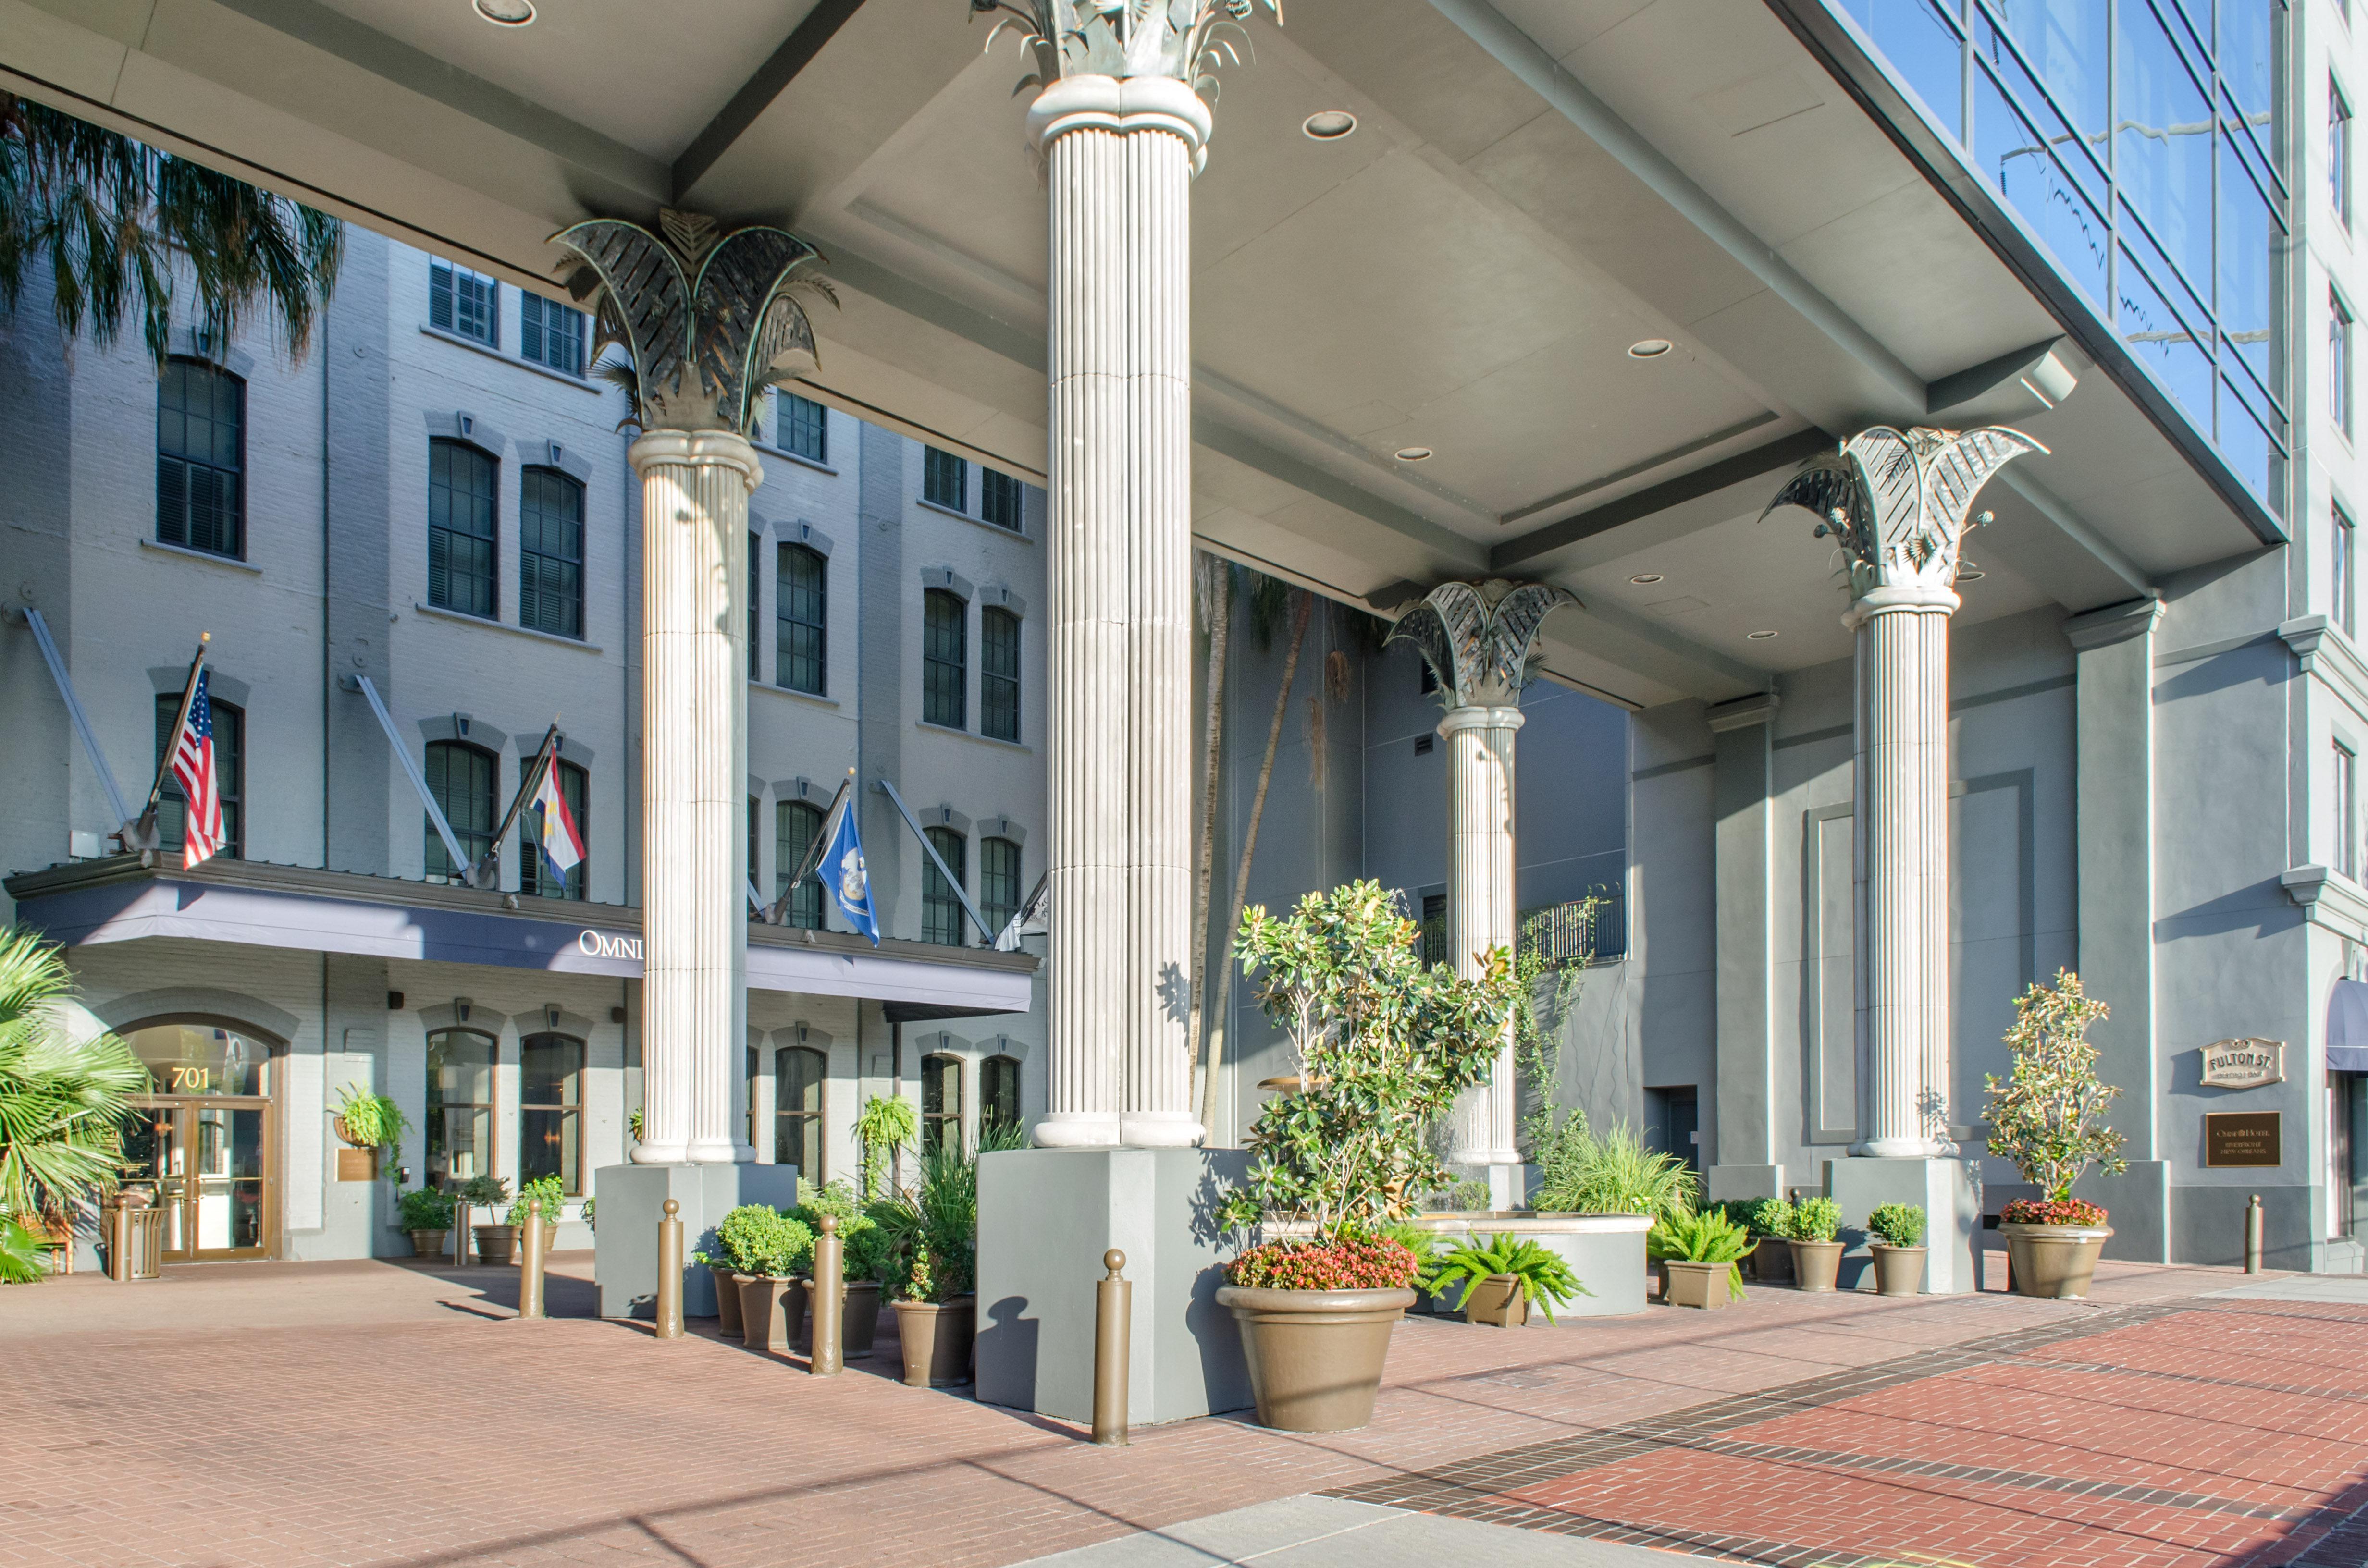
[154,693,244,859]
[980,468,1024,531]
[777,544,827,694]
[425,1030,494,1190]
[923,446,966,510]
[157,358,244,558]
[518,1034,583,1195]
[777,800,824,929]
[519,468,583,638]
[519,291,585,375]
[922,1053,962,1153]
[429,259,498,346]
[520,759,587,900]
[425,741,496,882]
[924,827,967,946]
[429,439,497,618]
[780,393,827,464]
[982,607,1021,741]
[923,589,967,728]
[981,837,1022,936]
[776,1045,826,1178]
[982,1055,1020,1134]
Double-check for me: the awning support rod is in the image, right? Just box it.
[16,608,135,831]
[876,777,997,944]
[342,674,477,884]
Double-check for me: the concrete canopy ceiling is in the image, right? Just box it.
[1,0,2277,710]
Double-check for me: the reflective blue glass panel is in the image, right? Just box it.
[1992,0,2108,137]
[2218,0,2275,119]
[2219,130,2276,380]
[1975,61,2111,301]
[1844,0,1969,135]
[2219,375,2276,497]
[2118,242,2216,420]
[2116,0,2216,301]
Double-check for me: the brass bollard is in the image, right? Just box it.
[809,1214,843,1375]
[2245,1193,2264,1274]
[105,1193,131,1283]
[517,1198,547,1319]
[654,1198,685,1340]
[1092,1249,1130,1446]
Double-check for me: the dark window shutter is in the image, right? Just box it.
[430,262,454,332]
[157,457,187,547]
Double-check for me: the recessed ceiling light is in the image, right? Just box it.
[474,0,535,24]
[1303,110,1358,140]
[1957,569,1986,581]
[1628,339,1674,359]
[1394,446,1433,462]
[1628,573,1665,585]
[1747,629,1779,640]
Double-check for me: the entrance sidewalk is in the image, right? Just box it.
[3,1258,2360,1568]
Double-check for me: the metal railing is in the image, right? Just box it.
[1520,892,1626,967]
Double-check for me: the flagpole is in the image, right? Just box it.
[135,633,208,846]
[764,768,852,925]
[478,723,562,885]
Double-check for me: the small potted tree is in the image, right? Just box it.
[1865,1202,1927,1296]
[1788,1197,1844,1291]
[1215,882,1518,1432]
[455,1175,513,1264]
[397,1187,454,1258]
[1986,971,2125,1298]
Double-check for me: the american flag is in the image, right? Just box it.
[171,669,225,869]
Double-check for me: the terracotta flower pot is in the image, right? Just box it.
[800,1278,883,1354]
[407,1228,447,1259]
[1747,1235,1794,1285]
[1662,1258,1737,1310]
[740,1275,793,1350]
[1461,1274,1528,1327]
[1215,1284,1415,1433]
[1870,1244,1927,1297]
[893,1296,976,1387]
[1790,1238,1844,1292]
[2001,1223,2112,1299]
[711,1266,745,1334]
[472,1225,517,1267]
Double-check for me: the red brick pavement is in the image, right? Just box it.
[3,1257,2360,1568]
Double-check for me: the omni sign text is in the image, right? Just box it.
[578,930,644,962]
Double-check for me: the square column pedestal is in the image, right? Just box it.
[592,1162,801,1319]
[1825,1156,1982,1295]
[977,1147,1253,1425]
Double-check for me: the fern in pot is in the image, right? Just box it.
[1648,1208,1753,1309]
[1430,1233,1591,1327]
[1214,882,1519,1432]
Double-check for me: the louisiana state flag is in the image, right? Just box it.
[818,791,878,946]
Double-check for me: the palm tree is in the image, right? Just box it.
[1187,553,1233,1115]
[0,94,343,365]
[0,928,143,1228]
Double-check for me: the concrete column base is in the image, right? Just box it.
[591,1161,801,1319]
[976,1146,1253,1424]
[1824,1155,1981,1295]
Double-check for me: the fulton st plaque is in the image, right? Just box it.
[2204,1112,2282,1168]
[2200,1038,2285,1089]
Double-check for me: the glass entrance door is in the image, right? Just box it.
[120,1024,276,1262]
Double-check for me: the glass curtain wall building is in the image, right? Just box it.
[1834,0,2288,508]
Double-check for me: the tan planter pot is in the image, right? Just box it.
[801,1278,883,1354]
[711,1267,745,1334]
[512,1222,558,1257]
[1870,1244,1927,1297]
[1746,1236,1794,1285]
[893,1296,976,1387]
[740,1275,793,1350]
[472,1225,518,1267]
[1461,1274,1528,1327]
[1790,1239,1844,1292]
[2002,1223,2112,1299]
[784,1276,811,1347]
[1662,1259,1737,1310]
[407,1228,448,1259]
[1215,1285,1415,1433]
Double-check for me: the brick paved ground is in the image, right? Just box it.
[3,1254,2361,1568]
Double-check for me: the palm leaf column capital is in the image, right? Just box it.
[1762,425,2046,604]
[1385,579,1575,710]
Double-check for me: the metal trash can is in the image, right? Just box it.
[103,1193,165,1281]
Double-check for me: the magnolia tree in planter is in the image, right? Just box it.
[1984,970,2126,1299]
[1214,882,1518,1432]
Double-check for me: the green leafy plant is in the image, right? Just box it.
[1866,1202,1927,1248]
[453,1174,510,1208]
[794,1177,864,1221]
[511,1175,566,1228]
[855,1095,919,1198]
[843,1215,893,1284]
[1984,970,2126,1203]
[1532,1121,1698,1221]
[333,1084,409,1149]
[1428,1233,1591,1323]
[628,1106,644,1143]
[397,1187,454,1232]
[580,1197,593,1233]
[1745,1198,1796,1239]
[0,1214,42,1283]
[1218,882,1520,1240]
[1790,1196,1841,1243]
[1647,1208,1751,1301]
[871,1139,979,1300]
[0,929,143,1226]
[715,1204,812,1277]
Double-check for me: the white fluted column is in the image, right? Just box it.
[629,429,759,1165]
[1028,76,1208,1150]
[1848,583,1957,1159]
[1443,704,1525,1171]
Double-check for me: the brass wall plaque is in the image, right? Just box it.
[2204,1112,2281,1168]
[336,1147,378,1182]
[2201,1038,2285,1089]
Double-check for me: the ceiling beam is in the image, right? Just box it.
[1492,428,1832,573]
[672,0,871,199]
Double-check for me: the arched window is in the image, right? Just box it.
[922,1053,962,1154]
[519,1033,584,1195]
[157,358,244,558]
[777,799,824,929]
[776,1045,826,1178]
[777,544,827,695]
[426,1029,494,1190]
[981,837,1022,935]
[521,759,587,900]
[429,438,498,618]
[155,692,244,859]
[982,607,1021,741]
[982,1055,1021,1134]
[923,588,966,728]
[425,741,496,882]
[519,467,584,638]
[923,826,967,946]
